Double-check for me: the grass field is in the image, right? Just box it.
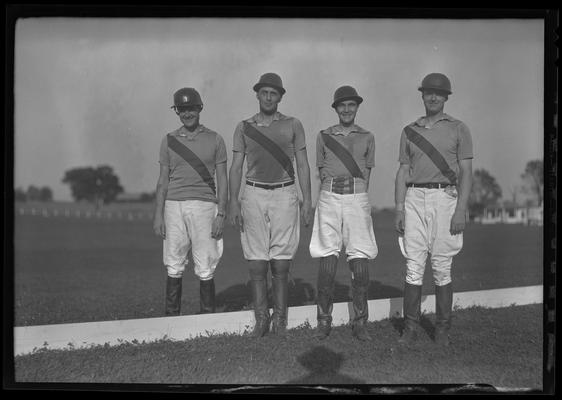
[13,205,543,326]
[14,304,543,390]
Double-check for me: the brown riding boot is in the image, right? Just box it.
[165,276,182,316]
[198,278,216,314]
[271,260,290,336]
[313,255,338,340]
[398,282,422,344]
[249,261,270,338]
[350,258,372,341]
[435,283,453,346]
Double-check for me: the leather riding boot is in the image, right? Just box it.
[199,278,216,314]
[313,255,338,339]
[249,261,270,338]
[350,258,372,341]
[165,276,182,316]
[435,283,453,346]
[271,260,290,336]
[398,282,422,344]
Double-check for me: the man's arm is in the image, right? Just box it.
[211,162,228,239]
[450,158,473,235]
[295,147,312,226]
[153,164,169,239]
[364,168,372,191]
[394,163,410,235]
[228,151,245,231]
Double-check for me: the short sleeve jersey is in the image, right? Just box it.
[316,124,375,183]
[159,124,227,202]
[232,112,306,183]
[398,113,473,184]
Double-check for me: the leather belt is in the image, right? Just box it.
[407,182,455,189]
[246,180,295,190]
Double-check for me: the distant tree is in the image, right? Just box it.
[62,165,124,209]
[39,186,53,202]
[21,185,53,202]
[139,191,156,202]
[15,187,27,202]
[507,185,521,206]
[26,185,41,201]
[521,159,543,206]
[468,169,503,217]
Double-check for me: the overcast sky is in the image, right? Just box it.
[14,18,544,207]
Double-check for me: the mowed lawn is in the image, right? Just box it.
[14,304,543,389]
[13,208,543,326]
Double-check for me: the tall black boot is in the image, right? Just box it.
[199,278,216,314]
[313,255,338,340]
[165,276,182,316]
[435,283,453,346]
[398,282,422,344]
[271,260,290,336]
[249,260,270,338]
[350,258,372,341]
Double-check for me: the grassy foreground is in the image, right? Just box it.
[14,211,543,326]
[13,304,543,391]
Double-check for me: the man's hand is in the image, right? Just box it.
[395,209,405,235]
[450,208,467,235]
[300,200,313,227]
[229,200,244,232]
[153,214,166,239]
[211,214,225,239]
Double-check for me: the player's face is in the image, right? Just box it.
[175,105,202,130]
[335,100,358,127]
[257,87,282,115]
[422,89,448,116]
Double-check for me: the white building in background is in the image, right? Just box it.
[476,204,543,226]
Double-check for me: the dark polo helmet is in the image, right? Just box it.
[332,85,363,108]
[253,72,286,95]
[418,73,452,95]
[171,87,203,108]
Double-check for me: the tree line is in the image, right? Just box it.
[468,159,543,218]
[16,160,543,217]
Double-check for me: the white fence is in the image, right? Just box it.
[16,207,152,221]
[14,285,543,355]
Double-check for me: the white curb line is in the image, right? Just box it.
[14,285,543,356]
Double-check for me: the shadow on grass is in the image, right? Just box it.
[216,279,403,313]
[285,346,365,385]
[216,278,317,312]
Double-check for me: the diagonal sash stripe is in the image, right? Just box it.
[243,122,295,180]
[167,135,216,195]
[321,133,364,179]
[404,126,457,185]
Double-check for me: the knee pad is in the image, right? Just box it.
[349,258,369,285]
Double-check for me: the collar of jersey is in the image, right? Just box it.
[322,124,370,136]
[246,112,288,126]
[414,113,456,128]
[175,124,206,138]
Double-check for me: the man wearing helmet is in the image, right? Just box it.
[394,73,473,346]
[309,86,378,341]
[229,72,312,338]
[153,87,228,316]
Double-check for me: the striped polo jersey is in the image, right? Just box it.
[232,112,306,183]
[159,124,227,202]
[398,113,473,184]
[316,124,375,183]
